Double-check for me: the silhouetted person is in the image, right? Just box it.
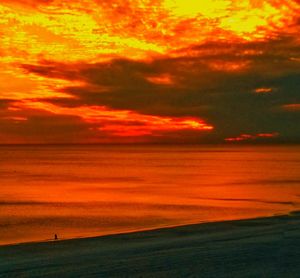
[54,234,58,240]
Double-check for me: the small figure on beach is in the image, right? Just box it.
[54,234,58,240]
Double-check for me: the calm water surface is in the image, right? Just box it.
[1,145,300,245]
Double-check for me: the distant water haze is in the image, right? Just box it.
[0,145,300,245]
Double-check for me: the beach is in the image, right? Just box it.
[1,211,300,277]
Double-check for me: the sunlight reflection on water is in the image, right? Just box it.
[1,145,300,245]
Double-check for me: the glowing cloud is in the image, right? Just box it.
[0,0,300,143]
[225,133,279,142]
[254,87,273,94]
[282,104,300,111]
[145,74,174,85]
[10,100,213,138]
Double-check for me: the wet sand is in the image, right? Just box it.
[1,212,300,277]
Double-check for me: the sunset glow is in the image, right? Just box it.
[2,3,300,276]
[11,100,213,138]
[254,87,273,94]
[225,132,279,142]
[282,104,300,111]
[0,0,300,143]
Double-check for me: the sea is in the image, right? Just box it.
[1,145,300,245]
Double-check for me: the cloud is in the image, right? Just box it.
[254,87,273,94]
[0,0,53,8]
[1,0,300,143]
[282,104,300,111]
[0,111,92,144]
[225,132,279,142]
[8,100,213,142]
[17,33,300,142]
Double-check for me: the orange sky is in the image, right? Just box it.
[0,0,300,143]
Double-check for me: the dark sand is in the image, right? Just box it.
[1,212,300,277]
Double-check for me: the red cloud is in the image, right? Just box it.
[10,100,213,138]
[282,104,300,111]
[254,87,273,94]
[225,132,279,142]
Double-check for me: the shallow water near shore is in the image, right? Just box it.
[1,144,300,245]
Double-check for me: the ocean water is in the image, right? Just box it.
[0,145,300,245]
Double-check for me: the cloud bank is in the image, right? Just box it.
[0,0,299,143]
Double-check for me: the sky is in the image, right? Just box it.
[0,0,299,144]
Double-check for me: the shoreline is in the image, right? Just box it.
[0,211,291,248]
[1,211,300,277]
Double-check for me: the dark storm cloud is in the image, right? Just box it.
[0,99,12,109]
[0,113,96,144]
[20,35,300,142]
